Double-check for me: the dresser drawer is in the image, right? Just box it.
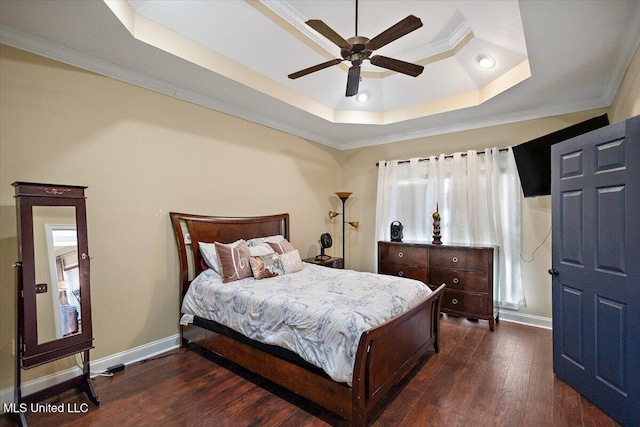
[379,262,428,284]
[430,267,488,293]
[429,247,491,272]
[441,289,487,315]
[378,243,428,265]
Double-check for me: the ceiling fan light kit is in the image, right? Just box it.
[356,91,370,103]
[288,0,425,97]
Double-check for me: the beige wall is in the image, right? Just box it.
[1,41,638,392]
[0,44,342,389]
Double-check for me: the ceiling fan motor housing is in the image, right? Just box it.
[342,36,371,66]
[348,36,369,51]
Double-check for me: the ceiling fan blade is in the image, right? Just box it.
[306,20,351,50]
[368,15,423,51]
[288,59,343,79]
[346,65,361,97]
[370,55,424,77]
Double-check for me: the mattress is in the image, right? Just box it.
[180,263,432,385]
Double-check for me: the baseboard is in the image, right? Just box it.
[88,334,181,374]
[498,309,552,330]
[1,334,180,412]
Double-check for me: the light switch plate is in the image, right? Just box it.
[35,283,47,293]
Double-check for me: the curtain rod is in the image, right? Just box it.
[375,147,509,167]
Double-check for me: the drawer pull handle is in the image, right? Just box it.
[452,256,459,263]
[452,277,459,284]
[398,252,404,258]
[452,298,459,305]
[398,271,404,277]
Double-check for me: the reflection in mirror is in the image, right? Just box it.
[33,206,81,344]
[49,225,81,338]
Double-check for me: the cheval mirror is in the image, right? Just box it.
[12,182,98,425]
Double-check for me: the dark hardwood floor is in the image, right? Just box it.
[2,315,620,427]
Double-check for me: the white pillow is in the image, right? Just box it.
[246,235,286,246]
[198,240,243,274]
[280,249,304,274]
[249,243,276,257]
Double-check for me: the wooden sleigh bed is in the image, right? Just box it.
[170,212,445,426]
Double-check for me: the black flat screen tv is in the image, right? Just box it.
[512,114,609,197]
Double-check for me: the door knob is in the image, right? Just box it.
[548,268,559,276]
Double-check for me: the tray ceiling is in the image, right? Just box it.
[1,0,639,149]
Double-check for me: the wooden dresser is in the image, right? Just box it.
[378,241,498,331]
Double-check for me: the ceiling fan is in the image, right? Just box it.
[288,0,425,97]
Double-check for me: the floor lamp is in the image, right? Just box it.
[328,192,359,266]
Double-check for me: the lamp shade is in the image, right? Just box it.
[335,192,352,201]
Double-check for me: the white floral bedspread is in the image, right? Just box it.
[180,263,432,385]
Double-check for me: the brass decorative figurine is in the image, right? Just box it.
[432,203,442,245]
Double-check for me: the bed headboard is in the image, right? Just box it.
[169,212,290,298]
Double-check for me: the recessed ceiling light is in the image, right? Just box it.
[356,91,370,103]
[476,54,496,69]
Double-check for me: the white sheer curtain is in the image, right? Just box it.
[375,147,525,309]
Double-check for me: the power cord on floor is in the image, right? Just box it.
[74,352,118,378]
[76,348,186,379]
[92,371,114,378]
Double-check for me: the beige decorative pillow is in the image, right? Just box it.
[267,239,295,254]
[249,253,284,279]
[280,249,304,274]
[215,241,252,283]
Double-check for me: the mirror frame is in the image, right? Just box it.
[13,182,94,368]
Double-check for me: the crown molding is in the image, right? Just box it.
[0,24,342,149]
[0,24,178,97]
[339,98,610,150]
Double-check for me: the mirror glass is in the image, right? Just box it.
[33,206,81,344]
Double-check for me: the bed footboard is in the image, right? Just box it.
[182,283,444,427]
[351,283,445,426]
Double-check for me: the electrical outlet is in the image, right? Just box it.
[35,283,48,293]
